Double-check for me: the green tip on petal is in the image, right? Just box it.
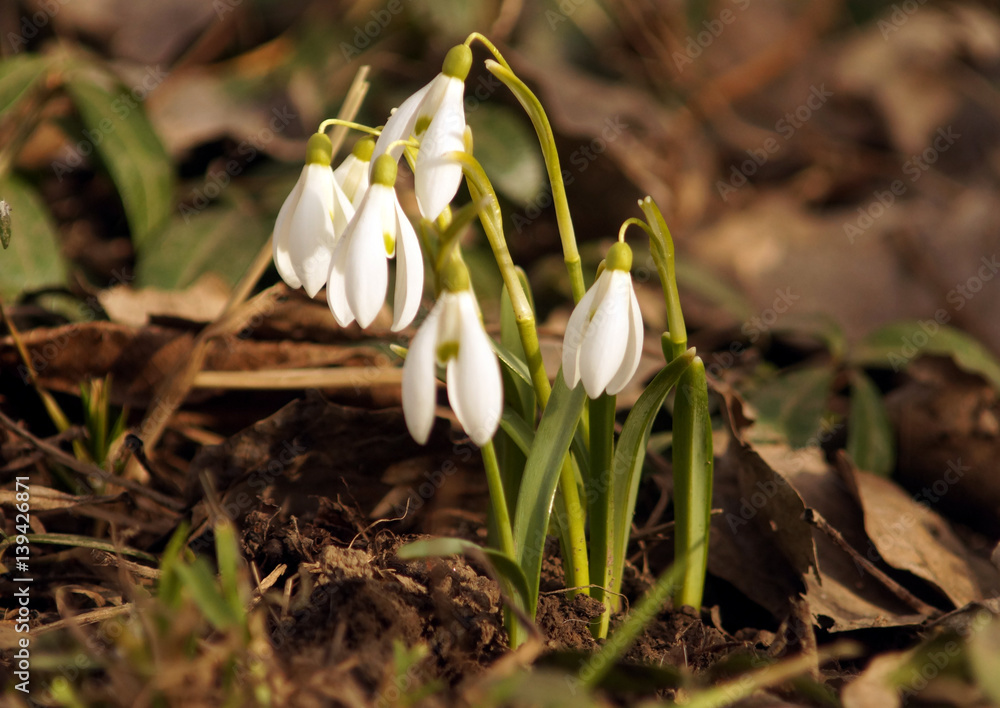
[306,132,333,165]
[372,154,398,186]
[442,44,472,81]
[605,241,633,272]
[352,136,375,162]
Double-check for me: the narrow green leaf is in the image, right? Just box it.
[499,275,535,421]
[214,521,244,622]
[173,556,241,630]
[492,337,534,398]
[157,522,190,608]
[64,68,173,248]
[582,557,687,688]
[672,358,713,610]
[137,209,271,289]
[847,369,895,477]
[609,349,694,603]
[0,177,63,298]
[851,321,1000,391]
[513,370,587,612]
[397,537,531,612]
[499,405,535,455]
[0,54,49,123]
[748,364,836,448]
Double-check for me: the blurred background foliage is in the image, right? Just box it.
[2,0,999,390]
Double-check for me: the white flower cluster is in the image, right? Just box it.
[272,45,645,448]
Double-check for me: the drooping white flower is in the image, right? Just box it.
[333,136,373,208]
[372,44,472,222]
[326,154,424,331]
[562,242,644,398]
[402,267,502,446]
[273,132,354,297]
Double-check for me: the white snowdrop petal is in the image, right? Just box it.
[561,272,603,389]
[402,301,444,444]
[272,169,307,290]
[372,83,432,163]
[333,154,369,206]
[344,189,390,328]
[326,227,355,327]
[451,293,502,446]
[331,178,355,236]
[287,165,337,298]
[415,93,466,221]
[391,199,424,331]
[578,272,631,398]
[605,279,645,395]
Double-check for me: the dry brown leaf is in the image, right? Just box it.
[0,486,120,512]
[837,457,995,609]
[98,274,231,327]
[0,321,390,408]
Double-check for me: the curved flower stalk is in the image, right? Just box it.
[334,136,374,208]
[372,44,472,221]
[402,258,502,447]
[273,132,354,297]
[562,241,644,398]
[327,154,424,331]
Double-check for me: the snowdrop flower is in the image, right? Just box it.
[402,260,502,446]
[562,242,644,398]
[372,44,472,221]
[326,154,424,331]
[333,136,373,208]
[273,132,354,297]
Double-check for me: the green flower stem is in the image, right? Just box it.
[316,118,381,137]
[558,455,590,595]
[485,60,585,303]
[588,392,616,639]
[481,442,516,565]
[671,357,713,610]
[463,32,513,72]
[482,440,522,648]
[639,197,687,361]
[456,152,550,404]
[457,150,590,597]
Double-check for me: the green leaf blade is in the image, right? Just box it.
[64,70,174,249]
[852,321,1000,391]
[512,370,587,612]
[609,349,694,602]
[0,177,64,299]
[847,369,895,477]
